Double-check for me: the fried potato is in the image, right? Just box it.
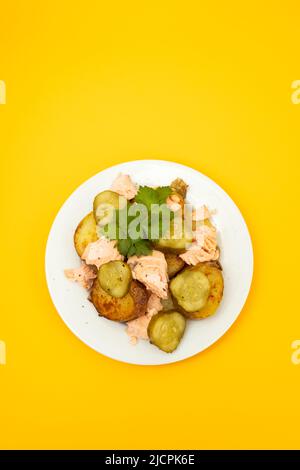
[161,291,175,311]
[90,279,148,322]
[74,212,98,257]
[170,178,188,198]
[170,263,224,319]
[165,253,185,278]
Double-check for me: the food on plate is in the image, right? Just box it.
[90,278,148,322]
[170,263,224,319]
[65,172,224,353]
[74,212,98,257]
[147,311,186,353]
[98,260,132,298]
[164,252,185,278]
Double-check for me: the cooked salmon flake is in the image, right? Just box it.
[180,224,219,265]
[127,250,169,299]
[111,173,138,200]
[81,237,123,269]
[64,263,97,289]
[126,293,163,343]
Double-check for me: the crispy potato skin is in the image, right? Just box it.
[165,253,185,278]
[171,263,224,319]
[170,178,188,198]
[90,279,148,322]
[74,212,98,257]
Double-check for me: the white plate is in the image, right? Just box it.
[45,160,253,365]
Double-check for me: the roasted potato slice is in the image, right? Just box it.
[148,311,186,353]
[74,212,98,257]
[98,260,132,298]
[165,253,185,278]
[170,264,224,319]
[90,279,148,322]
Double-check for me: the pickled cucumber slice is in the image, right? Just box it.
[154,219,193,254]
[98,260,132,298]
[93,190,126,226]
[185,264,224,319]
[148,311,186,353]
[170,267,210,312]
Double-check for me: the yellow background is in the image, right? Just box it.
[0,0,299,450]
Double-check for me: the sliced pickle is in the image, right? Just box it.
[154,218,193,254]
[185,264,224,319]
[170,267,210,312]
[98,260,132,298]
[148,311,186,353]
[170,264,224,319]
[93,190,126,226]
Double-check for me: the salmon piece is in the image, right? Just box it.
[180,224,219,265]
[192,205,213,221]
[126,293,163,343]
[81,237,123,269]
[111,173,138,200]
[64,263,97,289]
[127,250,169,299]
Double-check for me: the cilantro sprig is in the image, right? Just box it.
[135,186,172,211]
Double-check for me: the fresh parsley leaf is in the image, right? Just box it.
[135,186,159,211]
[135,185,172,210]
[156,186,173,204]
[117,238,132,256]
[131,239,152,256]
[117,238,152,257]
